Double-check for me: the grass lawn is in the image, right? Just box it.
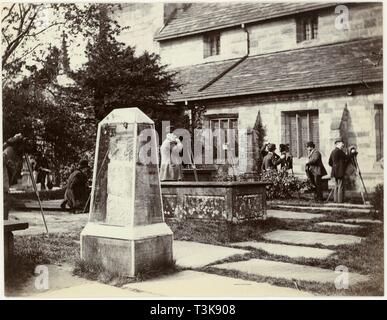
[6,211,383,296]
[168,216,384,296]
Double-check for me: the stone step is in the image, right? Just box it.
[213,259,369,285]
[271,204,371,214]
[124,270,312,297]
[263,229,363,247]
[342,218,383,225]
[323,203,373,209]
[230,241,335,259]
[173,240,249,268]
[267,209,325,220]
[315,222,364,229]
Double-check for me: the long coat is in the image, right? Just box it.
[64,170,89,209]
[306,149,327,177]
[328,148,349,179]
[159,138,183,181]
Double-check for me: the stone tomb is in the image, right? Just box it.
[81,108,173,276]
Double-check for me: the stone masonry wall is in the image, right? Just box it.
[160,2,382,68]
[115,3,164,56]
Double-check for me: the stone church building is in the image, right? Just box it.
[115,2,383,192]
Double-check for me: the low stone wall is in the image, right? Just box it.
[161,181,269,222]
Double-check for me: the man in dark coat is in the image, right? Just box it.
[61,160,90,211]
[261,143,284,171]
[305,141,327,201]
[328,139,350,203]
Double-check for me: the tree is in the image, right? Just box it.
[1,3,123,86]
[76,5,183,128]
[2,45,96,185]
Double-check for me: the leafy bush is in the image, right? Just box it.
[258,170,308,199]
[371,184,383,220]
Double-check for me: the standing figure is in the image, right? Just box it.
[159,129,183,181]
[36,155,50,190]
[261,143,285,171]
[279,143,293,173]
[3,133,26,219]
[60,159,91,211]
[328,139,350,203]
[305,141,327,202]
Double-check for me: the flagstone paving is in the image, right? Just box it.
[33,283,157,298]
[213,259,369,285]
[272,205,371,214]
[124,270,313,297]
[173,241,249,268]
[230,241,335,259]
[315,222,364,229]
[267,209,325,220]
[342,218,382,224]
[263,230,363,246]
[8,211,88,235]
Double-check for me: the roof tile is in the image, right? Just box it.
[169,37,383,102]
[156,2,336,40]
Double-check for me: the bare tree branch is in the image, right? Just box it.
[1,4,15,23]
[27,21,65,38]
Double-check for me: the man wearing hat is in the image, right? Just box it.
[261,143,284,171]
[305,141,327,202]
[328,139,350,203]
[60,159,91,211]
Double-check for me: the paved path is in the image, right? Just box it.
[315,222,364,229]
[173,241,249,268]
[342,218,382,224]
[8,211,88,235]
[267,209,325,220]
[124,270,312,297]
[271,205,371,214]
[263,230,363,247]
[231,241,335,259]
[213,259,369,285]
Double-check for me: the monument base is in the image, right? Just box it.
[80,223,173,277]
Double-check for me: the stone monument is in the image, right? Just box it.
[81,108,173,276]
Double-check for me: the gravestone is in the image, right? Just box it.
[81,108,173,276]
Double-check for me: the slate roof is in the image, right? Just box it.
[156,2,336,40]
[169,37,383,102]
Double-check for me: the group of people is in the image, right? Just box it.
[261,143,293,172]
[2,133,91,216]
[3,131,357,219]
[260,138,355,203]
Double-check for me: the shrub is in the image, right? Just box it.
[258,170,308,199]
[371,183,383,220]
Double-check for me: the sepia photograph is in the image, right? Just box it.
[1,0,384,303]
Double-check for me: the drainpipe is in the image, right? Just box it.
[241,23,250,56]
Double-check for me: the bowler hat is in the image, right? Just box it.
[334,138,344,144]
[79,159,90,169]
[306,141,315,148]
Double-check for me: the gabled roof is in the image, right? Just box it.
[156,2,336,41]
[169,37,383,102]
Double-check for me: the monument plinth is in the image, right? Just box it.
[81,108,173,276]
